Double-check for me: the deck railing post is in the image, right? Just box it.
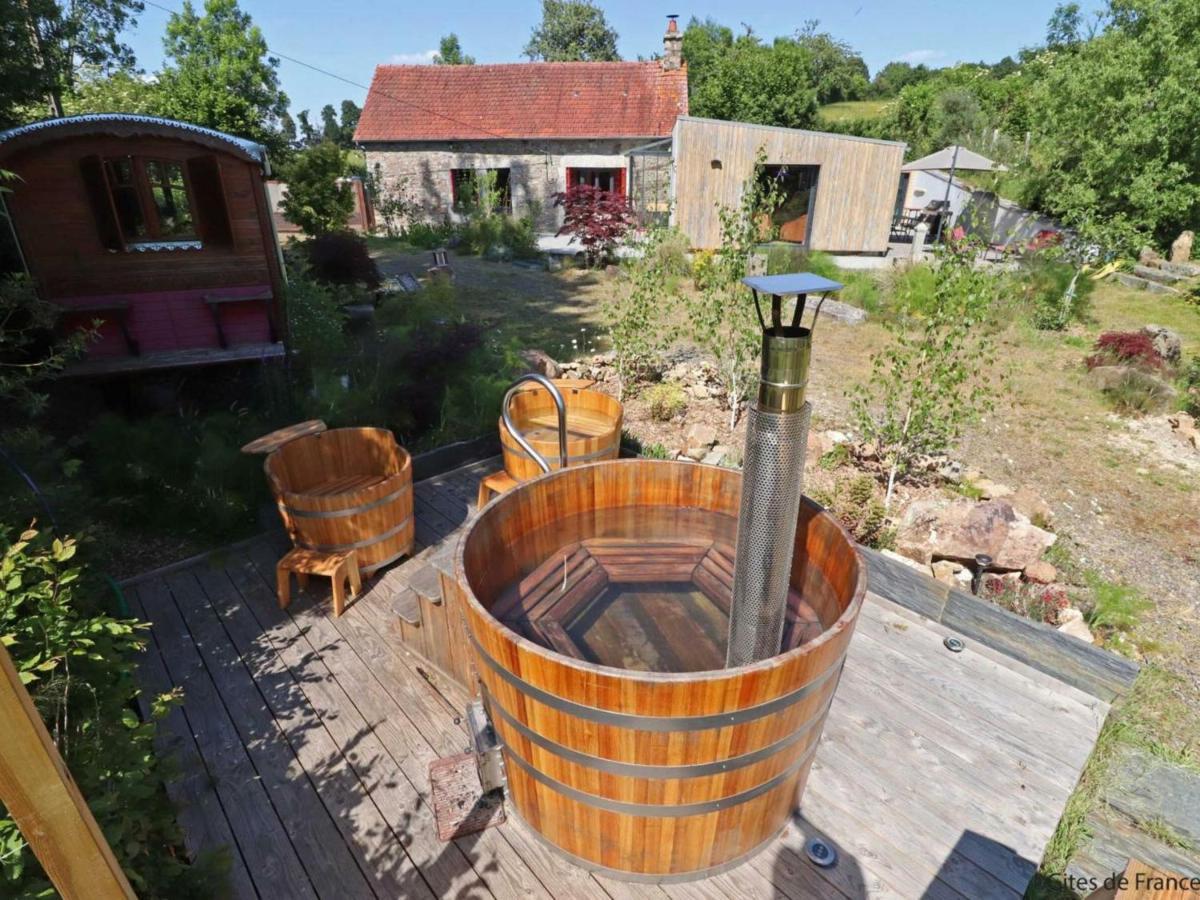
[0,643,137,900]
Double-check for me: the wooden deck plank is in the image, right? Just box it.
[161,570,377,900]
[239,541,555,900]
[124,584,259,900]
[341,577,620,900]
[189,561,437,900]
[135,578,319,900]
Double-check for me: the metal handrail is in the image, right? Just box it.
[501,374,568,474]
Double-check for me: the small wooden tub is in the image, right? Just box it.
[499,379,622,480]
[264,427,414,574]
[456,460,865,882]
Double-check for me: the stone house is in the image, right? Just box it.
[354,19,688,232]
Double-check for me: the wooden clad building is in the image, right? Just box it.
[0,114,286,376]
[671,116,905,253]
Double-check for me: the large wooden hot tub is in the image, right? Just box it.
[499,379,622,480]
[456,460,865,882]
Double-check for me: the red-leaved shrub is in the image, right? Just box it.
[1085,330,1164,371]
[301,230,382,288]
[553,184,634,266]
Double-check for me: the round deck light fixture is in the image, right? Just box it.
[805,838,838,868]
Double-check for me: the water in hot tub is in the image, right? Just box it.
[487,506,829,673]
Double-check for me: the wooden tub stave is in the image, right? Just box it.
[264,427,414,574]
[456,460,866,881]
[500,380,623,480]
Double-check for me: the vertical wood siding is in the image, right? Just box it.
[672,117,905,253]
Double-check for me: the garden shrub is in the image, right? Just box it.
[284,257,349,366]
[644,382,687,422]
[0,525,225,896]
[1085,331,1164,371]
[280,141,355,236]
[400,221,456,250]
[84,409,267,542]
[811,474,895,550]
[1181,358,1200,417]
[1020,253,1093,331]
[298,230,381,289]
[641,442,672,459]
[1101,369,1174,416]
[649,228,692,276]
[553,184,634,266]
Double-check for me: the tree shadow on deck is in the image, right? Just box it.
[923,829,1040,899]
[137,536,514,899]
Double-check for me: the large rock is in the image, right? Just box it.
[1010,486,1054,528]
[685,423,717,451]
[1057,608,1095,644]
[897,498,1057,571]
[1023,560,1057,584]
[1170,229,1194,264]
[1141,325,1183,366]
[518,349,561,379]
[1169,412,1200,450]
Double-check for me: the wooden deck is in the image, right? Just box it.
[123,458,1112,899]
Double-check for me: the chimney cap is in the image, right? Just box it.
[666,14,679,32]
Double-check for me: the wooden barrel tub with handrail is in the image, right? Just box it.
[455,459,866,882]
[499,378,623,480]
[263,427,414,574]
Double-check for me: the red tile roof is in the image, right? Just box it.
[354,62,688,142]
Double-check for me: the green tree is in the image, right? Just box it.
[1023,0,1200,251]
[280,141,353,236]
[681,17,733,98]
[60,65,163,116]
[0,0,143,124]
[523,0,619,62]
[155,0,290,158]
[850,243,1004,506]
[687,149,783,428]
[869,61,933,98]
[433,33,475,65]
[795,21,869,104]
[1046,2,1084,47]
[296,109,319,146]
[320,103,340,142]
[339,99,360,141]
[690,35,819,129]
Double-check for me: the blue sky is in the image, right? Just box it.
[125,1,1104,118]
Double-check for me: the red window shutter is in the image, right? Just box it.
[566,167,576,189]
[79,155,125,251]
[186,155,233,245]
[616,168,626,197]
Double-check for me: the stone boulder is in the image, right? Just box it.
[897,498,1057,571]
[1141,325,1183,366]
[1169,412,1200,450]
[518,349,561,379]
[1010,486,1054,528]
[1023,560,1057,584]
[1170,230,1194,264]
[1057,608,1095,644]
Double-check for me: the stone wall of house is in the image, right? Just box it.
[363,138,652,232]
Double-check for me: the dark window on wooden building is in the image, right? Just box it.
[760,164,819,244]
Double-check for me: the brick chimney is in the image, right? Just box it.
[662,15,683,70]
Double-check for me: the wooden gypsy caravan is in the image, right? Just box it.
[0,114,286,376]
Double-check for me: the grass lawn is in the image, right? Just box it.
[818,99,891,122]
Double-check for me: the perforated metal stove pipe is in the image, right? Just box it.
[727,274,842,668]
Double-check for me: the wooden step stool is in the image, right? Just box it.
[276,548,361,617]
[476,470,519,509]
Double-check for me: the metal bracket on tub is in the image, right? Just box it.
[501,373,568,474]
[468,700,507,794]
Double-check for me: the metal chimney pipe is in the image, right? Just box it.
[726,274,843,668]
